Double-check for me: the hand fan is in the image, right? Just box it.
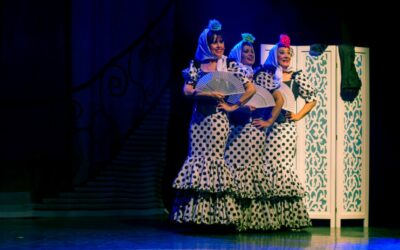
[227,85,275,108]
[196,71,245,95]
[278,82,296,113]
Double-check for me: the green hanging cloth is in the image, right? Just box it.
[339,44,362,102]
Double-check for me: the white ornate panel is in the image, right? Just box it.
[336,47,369,227]
[296,46,337,227]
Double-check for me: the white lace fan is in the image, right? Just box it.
[227,85,275,108]
[196,71,245,95]
[278,83,296,113]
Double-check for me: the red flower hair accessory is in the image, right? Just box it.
[278,34,291,48]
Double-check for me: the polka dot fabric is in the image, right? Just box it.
[273,198,311,229]
[171,60,251,227]
[265,122,305,198]
[173,112,235,193]
[254,67,312,230]
[223,75,281,231]
[237,199,280,231]
[225,123,272,199]
[294,71,317,103]
[171,191,241,225]
[254,67,280,91]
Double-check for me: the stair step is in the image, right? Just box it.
[122,143,167,149]
[111,158,165,165]
[100,170,163,178]
[103,164,164,173]
[128,135,167,141]
[136,127,168,133]
[43,197,161,204]
[133,124,167,131]
[121,143,166,149]
[139,115,169,123]
[109,160,165,168]
[125,137,167,144]
[59,192,161,199]
[34,88,171,212]
[142,114,169,121]
[105,164,164,170]
[123,142,167,148]
[155,98,170,104]
[94,175,162,183]
[114,155,165,162]
[33,203,164,210]
[116,155,165,162]
[74,186,160,193]
[118,149,166,154]
[86,180,162,188]
[111,159,165,166]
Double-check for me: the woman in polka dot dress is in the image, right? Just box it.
[254,34,317,230]
[225,33,284,231]
[170,20,256,227]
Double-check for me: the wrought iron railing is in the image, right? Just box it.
[71,1,175,184]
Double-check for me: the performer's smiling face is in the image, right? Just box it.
[209,35,225,58]
[241,44,255,66]
[277,47,291,69]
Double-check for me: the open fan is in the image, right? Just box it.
[227,85,275,108]
[278,83,296,113]
[246,85,275,108]
[196,71,245,95]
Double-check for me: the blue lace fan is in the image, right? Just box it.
[196,71,245,95]
[227,85,275,108]
[278,83,296,113]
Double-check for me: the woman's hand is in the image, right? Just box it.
[285,111,301,122]
[189,88,225,101]
[252,118,273,130]
[286,101,316,122]
[205,91,225,101]
[217,101,239,112]
[245,105,256,112]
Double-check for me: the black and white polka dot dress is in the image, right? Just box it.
[225,107,282,231]
[254,68,317,229]
[221,63,279,230]
[225,108,272,199]
[171,59,251,226]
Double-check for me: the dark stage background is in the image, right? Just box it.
[1,0,397,227]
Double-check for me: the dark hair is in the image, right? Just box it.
[242,41,254,49]
[207,30,223,46]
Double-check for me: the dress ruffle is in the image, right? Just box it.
[268,162,306,198]
[171,191,241,225]
[172,156,237,193]
[231,163,273,199]
[236,199,280,231]
[273,198,312,229]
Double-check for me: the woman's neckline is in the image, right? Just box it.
[200,61,218,72]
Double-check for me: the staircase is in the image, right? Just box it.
[33,89,171,216]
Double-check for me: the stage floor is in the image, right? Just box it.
[1,217,400,249]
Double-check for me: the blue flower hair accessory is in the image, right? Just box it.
[208,19,222,31]
[241,33,255,43]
